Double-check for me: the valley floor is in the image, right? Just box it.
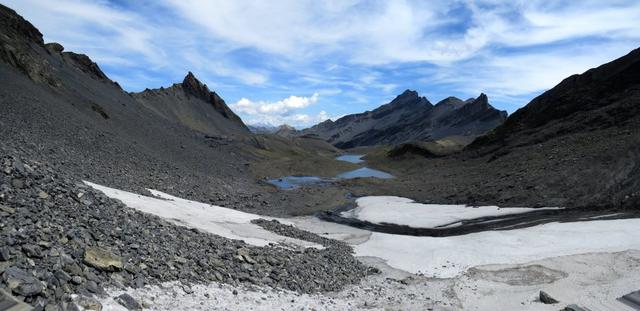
[89,183,640,310]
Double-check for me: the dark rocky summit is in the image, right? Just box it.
[302,90,507,148]
[132,72,249,136]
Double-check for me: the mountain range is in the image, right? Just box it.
[301,90,507,148]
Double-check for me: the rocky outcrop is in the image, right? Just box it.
[302,90,507,148]
[539,290,559,304]
[0,5,58,86]
[61,51,110,81]
[0,4,114,86]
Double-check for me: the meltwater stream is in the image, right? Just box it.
[267,154,393,189]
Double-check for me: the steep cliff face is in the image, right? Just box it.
[132,72,249,136]
[302,90,507,148]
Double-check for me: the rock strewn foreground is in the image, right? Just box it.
[0,145,368,310]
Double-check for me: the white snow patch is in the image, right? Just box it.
[84,181,322,249]
[351,218,640,277]
[342,196,560,228]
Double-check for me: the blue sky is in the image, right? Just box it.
[3,0,640,128]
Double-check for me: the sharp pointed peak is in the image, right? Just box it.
[477,93,488,101]
[181,71,212,99]
[183,71,201,85]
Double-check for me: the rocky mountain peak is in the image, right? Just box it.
[398,89,418,97]
[475,93,489,105]
[386,89,431,109]
[182,71,211,100]
[392,90,424,104]
[435,96,465,107]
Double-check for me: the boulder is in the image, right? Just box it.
[3,266,44,297]
[73,295,103,311]
[82,247,123,272]
[22,244,43,258]
[114,293,142,310]
[539,290,559,304]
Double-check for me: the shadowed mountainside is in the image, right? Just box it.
[302,90,507,148]
[468,47,640,154]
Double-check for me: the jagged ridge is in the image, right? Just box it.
[302,90,507,148]
[132,72,249,136]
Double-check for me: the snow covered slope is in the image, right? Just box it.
[85,181,321,249]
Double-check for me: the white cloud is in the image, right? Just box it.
[240,110,333,129]
[232,93,319,115]
[230,94,327,127]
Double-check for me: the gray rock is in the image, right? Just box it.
[85,280,104,295]
[22,244,43,258]
[54,270,72,283]
[114,293,142,311]
[73,295,102,311]
[3,266,44,297]
[539,290,559,304]
[10,178,24,189]
[0,289,33,311]
[82,247,123,272]
[71,276,83,285]
[45,42,64,54]
[563,305,589,311]
[0,204,15,214]
[0,247,11,261]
